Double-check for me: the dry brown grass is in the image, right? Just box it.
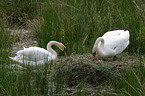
[55,53,143,86]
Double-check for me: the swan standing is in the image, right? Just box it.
[92,30,130,61]
[9,41,67,65]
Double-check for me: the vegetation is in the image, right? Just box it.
[0,0,44,27]
[115,65,145,96]
[34,0,145,55]
[0,0,144,95]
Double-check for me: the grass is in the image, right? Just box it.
[0,0,145,54]
[0,0,45,27]
[0,20,12,95]
[0,0,145,95]
[114,61,145,96]
[33,0,145,55]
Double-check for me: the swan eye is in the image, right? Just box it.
[64,48,66,51]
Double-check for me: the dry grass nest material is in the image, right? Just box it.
[55,53,134,86]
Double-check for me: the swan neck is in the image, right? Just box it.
[96,37,104,49]
[47,41,58,57]
[95,37,105,56]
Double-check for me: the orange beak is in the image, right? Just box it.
[92,52,96,60]
[64,49,67,55]
[93,54,96,60]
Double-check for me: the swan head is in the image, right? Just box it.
[92,52,96,60]
[58,43,67,55]
[92,37,104,60]
[47,41,67,55]
[92,43,97,60]
[63,48,67,55]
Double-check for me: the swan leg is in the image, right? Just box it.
[113,56,116,61]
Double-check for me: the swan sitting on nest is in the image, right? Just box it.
[92,30,130,61]
[9,41,67,66]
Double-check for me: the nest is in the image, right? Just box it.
[55,53,126,86]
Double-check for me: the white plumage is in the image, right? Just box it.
[9,41,66,66]
[92,30,130,60]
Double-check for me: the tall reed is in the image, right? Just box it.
[34,0,145,55]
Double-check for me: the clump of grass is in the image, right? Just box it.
[54,53,128,87]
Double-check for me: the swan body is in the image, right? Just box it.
[92,30,130,60]
[9,41,66,66]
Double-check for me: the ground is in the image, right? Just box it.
[8,28,145,95]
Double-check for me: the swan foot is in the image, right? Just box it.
[113,56,116,61]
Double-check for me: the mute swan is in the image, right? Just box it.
[9,41,67,66]
[92,30,130,61]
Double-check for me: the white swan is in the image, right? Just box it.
[9,41,67,66]
[92,30,130,60]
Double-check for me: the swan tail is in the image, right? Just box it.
[122,30,130,40]
[9,55,24,61]
[9,56,19,62]
[125,30,130,39]
[9,55,35,65]
[9,56,16,61]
